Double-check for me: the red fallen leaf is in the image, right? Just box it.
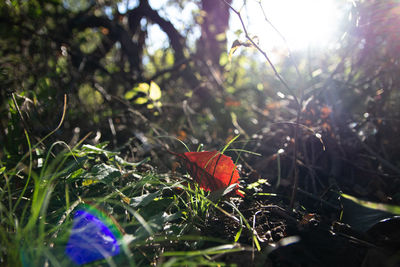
[172,150,243,197]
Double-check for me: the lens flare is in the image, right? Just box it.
[65,204,122,265]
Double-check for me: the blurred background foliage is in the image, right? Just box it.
[1,0,400,203]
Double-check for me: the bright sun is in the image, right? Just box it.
[230,0,344,52]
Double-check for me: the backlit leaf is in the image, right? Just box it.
[228,36,259,62]
[149,81,161,101]
[81,163,121,184]
[136,83,150,93]
[173,150,243,197]
[341,193,400,232]
[228,40,241,62]
[341,193,400,215]
[134,97,148,105]
[124,90,135,100]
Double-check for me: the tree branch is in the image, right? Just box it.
[69,15,141,74]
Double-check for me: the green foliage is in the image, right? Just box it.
[0,129,248,266]
[340,192,400,232]
[125,81,162,109]
[78,83,104,110]
[1,0,400,265]
[77,28,103,54]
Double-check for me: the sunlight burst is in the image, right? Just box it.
[231,0,344,52]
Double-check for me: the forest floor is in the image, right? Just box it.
[3,139,400,267]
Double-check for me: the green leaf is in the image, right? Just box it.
[135,83,150,93]
[162,244,244,257]
[78,143,117,158]
[246,179,269,190]
[234,225,243,242]
[228,40,241,62]
[124,90,136,100]
[228,37,259,62]
[130,191,161,208]
[341,193,400,215]
[82,163,121,184]
[149,81,161,101]
[134,212,181,240]
[69,168,85,179]
[340,193,400,232]
[0,167,5,175]
[114,155,150,167]
[134,97,148,105]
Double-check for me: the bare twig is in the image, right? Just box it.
[256,0,301,79]
[40,94,68,143]
[145,58,190,83]
[351,129,400,175]
[11,93,31,135]
[290,111,301,209]
[222,0,302,209]
[222,0,299,107]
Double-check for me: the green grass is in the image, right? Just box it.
[0,135,258,266]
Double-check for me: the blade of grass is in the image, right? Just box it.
[162,244,246,257]
[234,216,243,242]
[12,129,33,213]
[221,134,240,154]
[156,135,190,152]
[224,201,261,251]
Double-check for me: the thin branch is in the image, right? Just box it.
[290,110,301,209]
[11,93,31,135]
[223,0,302,209]
[145,58,190,83]
[256,0,302,79]
[222,0,299,108]
[69,15,141,72]
[352,129,400,175]
[136,0,186,60]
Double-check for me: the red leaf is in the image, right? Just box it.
[173,150,243,197]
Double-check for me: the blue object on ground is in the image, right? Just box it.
[65,209,120,265]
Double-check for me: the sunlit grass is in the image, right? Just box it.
[0,134,260,266]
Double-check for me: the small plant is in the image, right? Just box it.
[1,132,259,266]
